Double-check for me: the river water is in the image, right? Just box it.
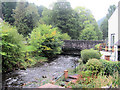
[2,55,79,88]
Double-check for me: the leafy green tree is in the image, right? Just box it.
[29,24,63,58]
[74,7,102,40]
[79,24,98,40]
[100,18,108,40]
[51,1,78,39]
[100,5,116,40]
[41,0,80,39]
[107,5,116,19]
[2,2,17,25]
[40,8,53,25]
[13,2,40,37]
[0,21,25,72]
[60,33,71,40]
[37,5,46,17]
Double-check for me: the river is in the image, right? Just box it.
[2,55,80,88]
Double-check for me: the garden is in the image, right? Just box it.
[54,47,120,88]
[1,1,120,89]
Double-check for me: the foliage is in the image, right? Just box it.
[41,1,80,39]
[106,5,116,19]
[2,2,17,25]
[40,2,102,40]
[79,70,93,78]
[23,56,47,68]
[0,21,25,72]
[51,1,79,39]
[13,2,40,37]
[40,8,53,25]
[100,18,108,40]
[29,24,63,58]
[94,44,101,50]
[81,49,101,64]
[86,59,103,73]
[60,33,71,40]
[100,5,116,40]
[90,72,119,88]
[74,7,102,40]
[79,24,98,40]
[99,59,119,76]
[37,5,46,17]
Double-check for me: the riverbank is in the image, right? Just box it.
[2,55,79,88]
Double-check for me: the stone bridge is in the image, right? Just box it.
[62,40,104,55]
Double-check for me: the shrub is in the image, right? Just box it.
[86,59,103,73]
[0,21,25,72]
[94,44,101,50]
[91,74,113,88]
[99,59,119,75]
[81,49,101,64]
[60,33,71,40]
[29,24,63,58]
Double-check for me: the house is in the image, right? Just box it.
[108,1,120,61]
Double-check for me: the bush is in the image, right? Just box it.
[99,59,119,75]
[0,21,25,72]
[94,44,101,50]
[81,49,101,64]
[60,33,71,40]
[29,24,63,58]
[86,59,103,73]
[91,74,113,88]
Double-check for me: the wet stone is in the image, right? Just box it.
[3,55,79,88]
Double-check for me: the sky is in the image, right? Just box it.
[27,0,120,21]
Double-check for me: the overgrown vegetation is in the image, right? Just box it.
[1,21,63,72]
[94,44,101,50]
[29,24,63,58]
[1,22,25,72]
[81,49,101,64]
[2,0,103,40]
[55,48,119,88]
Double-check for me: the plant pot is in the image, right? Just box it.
[105,55,110,61]
[105,46,108,51]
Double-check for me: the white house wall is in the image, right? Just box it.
[118,2,120,41]
[108,6,118,61]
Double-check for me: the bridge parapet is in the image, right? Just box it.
[62,40,104,50]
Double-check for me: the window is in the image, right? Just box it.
[111,34,115,46]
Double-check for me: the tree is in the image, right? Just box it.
[74,7,102,40]
[29,24,63,58]
[107,5,116,19]
[51,0,77,38]
[13,2,40,37]
[2,2,17,25]
[79,24,98,40]
[41,0,80,39]
[37,5,46,17]
[100,18,108,40]
[100,5,116,40]
[1,21,25,72]
[40,8,53,25]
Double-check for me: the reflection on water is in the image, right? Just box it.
[2,55,79,88]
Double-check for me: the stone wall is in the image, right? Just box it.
[62,40,104,50]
